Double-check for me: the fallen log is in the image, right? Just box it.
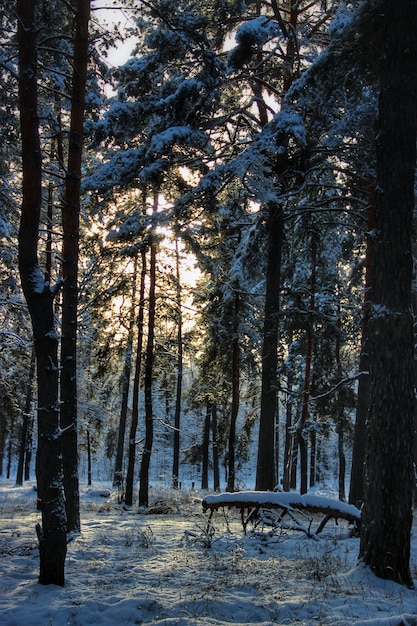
[202,491,361,536]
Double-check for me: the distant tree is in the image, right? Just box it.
[359,0,417,587]
[349,188,375,508]
[211,403,220,491]
[113,259,138,488]
[125,248,146,506]
[172,238,184,489]
[201,403,211,490]
[138,193,158,508]
[16,348,35,485]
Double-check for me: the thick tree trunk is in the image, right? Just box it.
[60,0,90,535]
[359,0,417,587]
[413,274,417,507]
[125,250,146,506]
[17,0,67,586]
[255,1,301,492]
[256,202,283,490]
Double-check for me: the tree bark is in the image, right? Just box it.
[359,0,417,587]
[60,0,90,535]
[113,259,138,488]
[309,430,316,489]
[227,292,240,492]
[282,348,293,491]
[212,403,220,491]
[172,239,183,489]
[201,403,211,490]
[86,429,92,486]
[138,195,158,507]
[125,249,146,506]
[335,304,346,502]
[256,202,283,490]
[17,0,67,585]
[16,347,35,486]
[296,241,316,495]
[290,437,298,490]
[256,1,301,491]
[349,186,375,508]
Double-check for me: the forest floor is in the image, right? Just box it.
[0,479,416,625]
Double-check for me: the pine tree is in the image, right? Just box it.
[359,0,417,587]
[60,0,90,536]
[17,0,67,585]
[138,193,158,508]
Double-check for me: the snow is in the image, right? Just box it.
[203,491,361,519]
[148,126,209,155]
[30,265,47,294]
[234,16,283,47]
[1,480,416,625]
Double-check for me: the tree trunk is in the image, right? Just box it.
[17,0,67,586]
[309,430,316,489]
[201,403,211,490]
[0,408,5,476]
[87,429,92,486]
[60,0,90,535]
[413,266,417,507]
[24,411,34,481]
[335,304,346,502]
[290,437,298,490]
[296,242,316,495]
[113,258,138,488]
[337,411,346,502]
[275,393,280,487]
[349,186,374,508]
[212,403,220,491]
[282,359,293,491]
[359,0,417,587]
[138,195,158,508]
[16,347,35,486]
[255,1,301,492]
[172,239,183,489]
[227,293,240,492]
[6,411,16,479]
[125,249,146,506]
[256,202,283,490]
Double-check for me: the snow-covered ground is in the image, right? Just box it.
[1,479,416,625]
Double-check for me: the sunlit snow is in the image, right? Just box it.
[0,480,416,625]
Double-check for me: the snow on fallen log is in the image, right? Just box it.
[202,491,361,535]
